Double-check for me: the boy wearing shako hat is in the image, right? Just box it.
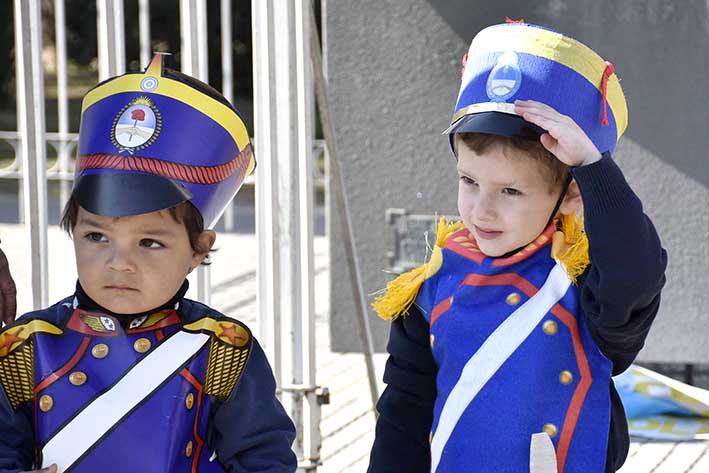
[368,22,666,473]
[0,55,297,473]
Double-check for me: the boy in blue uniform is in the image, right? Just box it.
[0,55,297,473]
[368,22,667,473]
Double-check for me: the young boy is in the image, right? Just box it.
[0,55,297,473]
[368,22,666,473]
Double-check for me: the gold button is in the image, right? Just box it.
[506,292,521,305]
[430,334,435,348]
[428,431,433,444]
[185,440,194,457]
[92,343,109,359]
[185,393,195,410]
[559,370,573,385]
[39,394,54,412]
[69,371,87,386]
[543,423,558,438]
[543,320,558,335]
[134,338,152,353]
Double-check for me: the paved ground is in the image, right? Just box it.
[2,224,707,472]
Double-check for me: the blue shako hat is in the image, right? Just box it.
[74,53,255,228]
[444,22,628,155]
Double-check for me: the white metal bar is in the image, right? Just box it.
[138,0,151,68]
[14,0,49,309]
[252,0,282,382]
[97,0,126,81]
[221,0,235,232]
[221,0,233,106]
[272,0,302,457]
[180,0,211,304]
[294,0,320,464]
[54,0,72,209]
[180,0,208,81]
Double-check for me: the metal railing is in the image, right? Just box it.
[2,0,323,469]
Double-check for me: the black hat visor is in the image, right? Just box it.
[444,111,546,150]
[72,172,193,218]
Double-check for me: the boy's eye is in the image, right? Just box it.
[503,187,522,196]
[460,176,477,186]
[85,232,107,242]
[140,239,164,249]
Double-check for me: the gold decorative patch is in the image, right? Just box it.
[140,311,172,329]
[0,340,34,410]
[183,317,252,400]
[79,314,117,333]
[0,320,62,358]
[183,317,250,347]
[204,339,250,400]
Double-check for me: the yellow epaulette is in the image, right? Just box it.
[372,217,465,321]
[0,319,62,410]
[551,212,590,284]
[183,317,252,400]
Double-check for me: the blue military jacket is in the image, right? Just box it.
[0,295,296,473]
[417,224,612,473]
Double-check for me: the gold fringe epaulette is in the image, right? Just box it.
[0,319,62,410]
[372,217,465,321]
[552,212,590,283]
[183,317,251,400]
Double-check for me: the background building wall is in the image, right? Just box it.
[327,0,709,363]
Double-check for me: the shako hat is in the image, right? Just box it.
[445,22,628,155]
[74,53,255,228]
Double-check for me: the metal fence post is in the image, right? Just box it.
[221,0,235,232]
[252,0,282,381]
[180,0,211,304]
[138,0,152,69]
[54,0,73,211]
[97,0,126,81]
[14,0,49,309]
[254,0,320,468]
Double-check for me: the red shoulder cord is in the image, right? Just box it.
[601,61,615,126]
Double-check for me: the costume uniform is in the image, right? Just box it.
[0,54,297,472]
[368,22,666,473]
[0,283,296,472]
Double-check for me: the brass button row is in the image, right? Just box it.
[39,338,155,413]
[505,292,521,305]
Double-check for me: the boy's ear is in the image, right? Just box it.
[191,230,216,267]
[558,179,583,216]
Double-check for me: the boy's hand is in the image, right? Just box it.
[23,466,58,473]
[0,247,17,326]
[514,100,602,167]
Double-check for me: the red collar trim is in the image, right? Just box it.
[443,223,556,266]
[67,309,181,336]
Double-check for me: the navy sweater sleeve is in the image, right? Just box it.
[571,154,667,472]
[210,339,298,473]
[572,155,667,373]
[368,305,437,473]
[0,389,34,473]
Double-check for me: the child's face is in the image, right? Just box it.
[456,140,562,257]
[73,206,214,314]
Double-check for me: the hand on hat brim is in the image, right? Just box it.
[514,100,602,167]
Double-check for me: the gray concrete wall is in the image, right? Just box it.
[327,0,709,363]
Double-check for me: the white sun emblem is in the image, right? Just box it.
[486,52,522,101]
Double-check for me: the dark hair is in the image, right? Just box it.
[60,196,213,262]
[455,132,569,192]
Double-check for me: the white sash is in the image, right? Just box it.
[430,263,571,473]
[42,331,210,471]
